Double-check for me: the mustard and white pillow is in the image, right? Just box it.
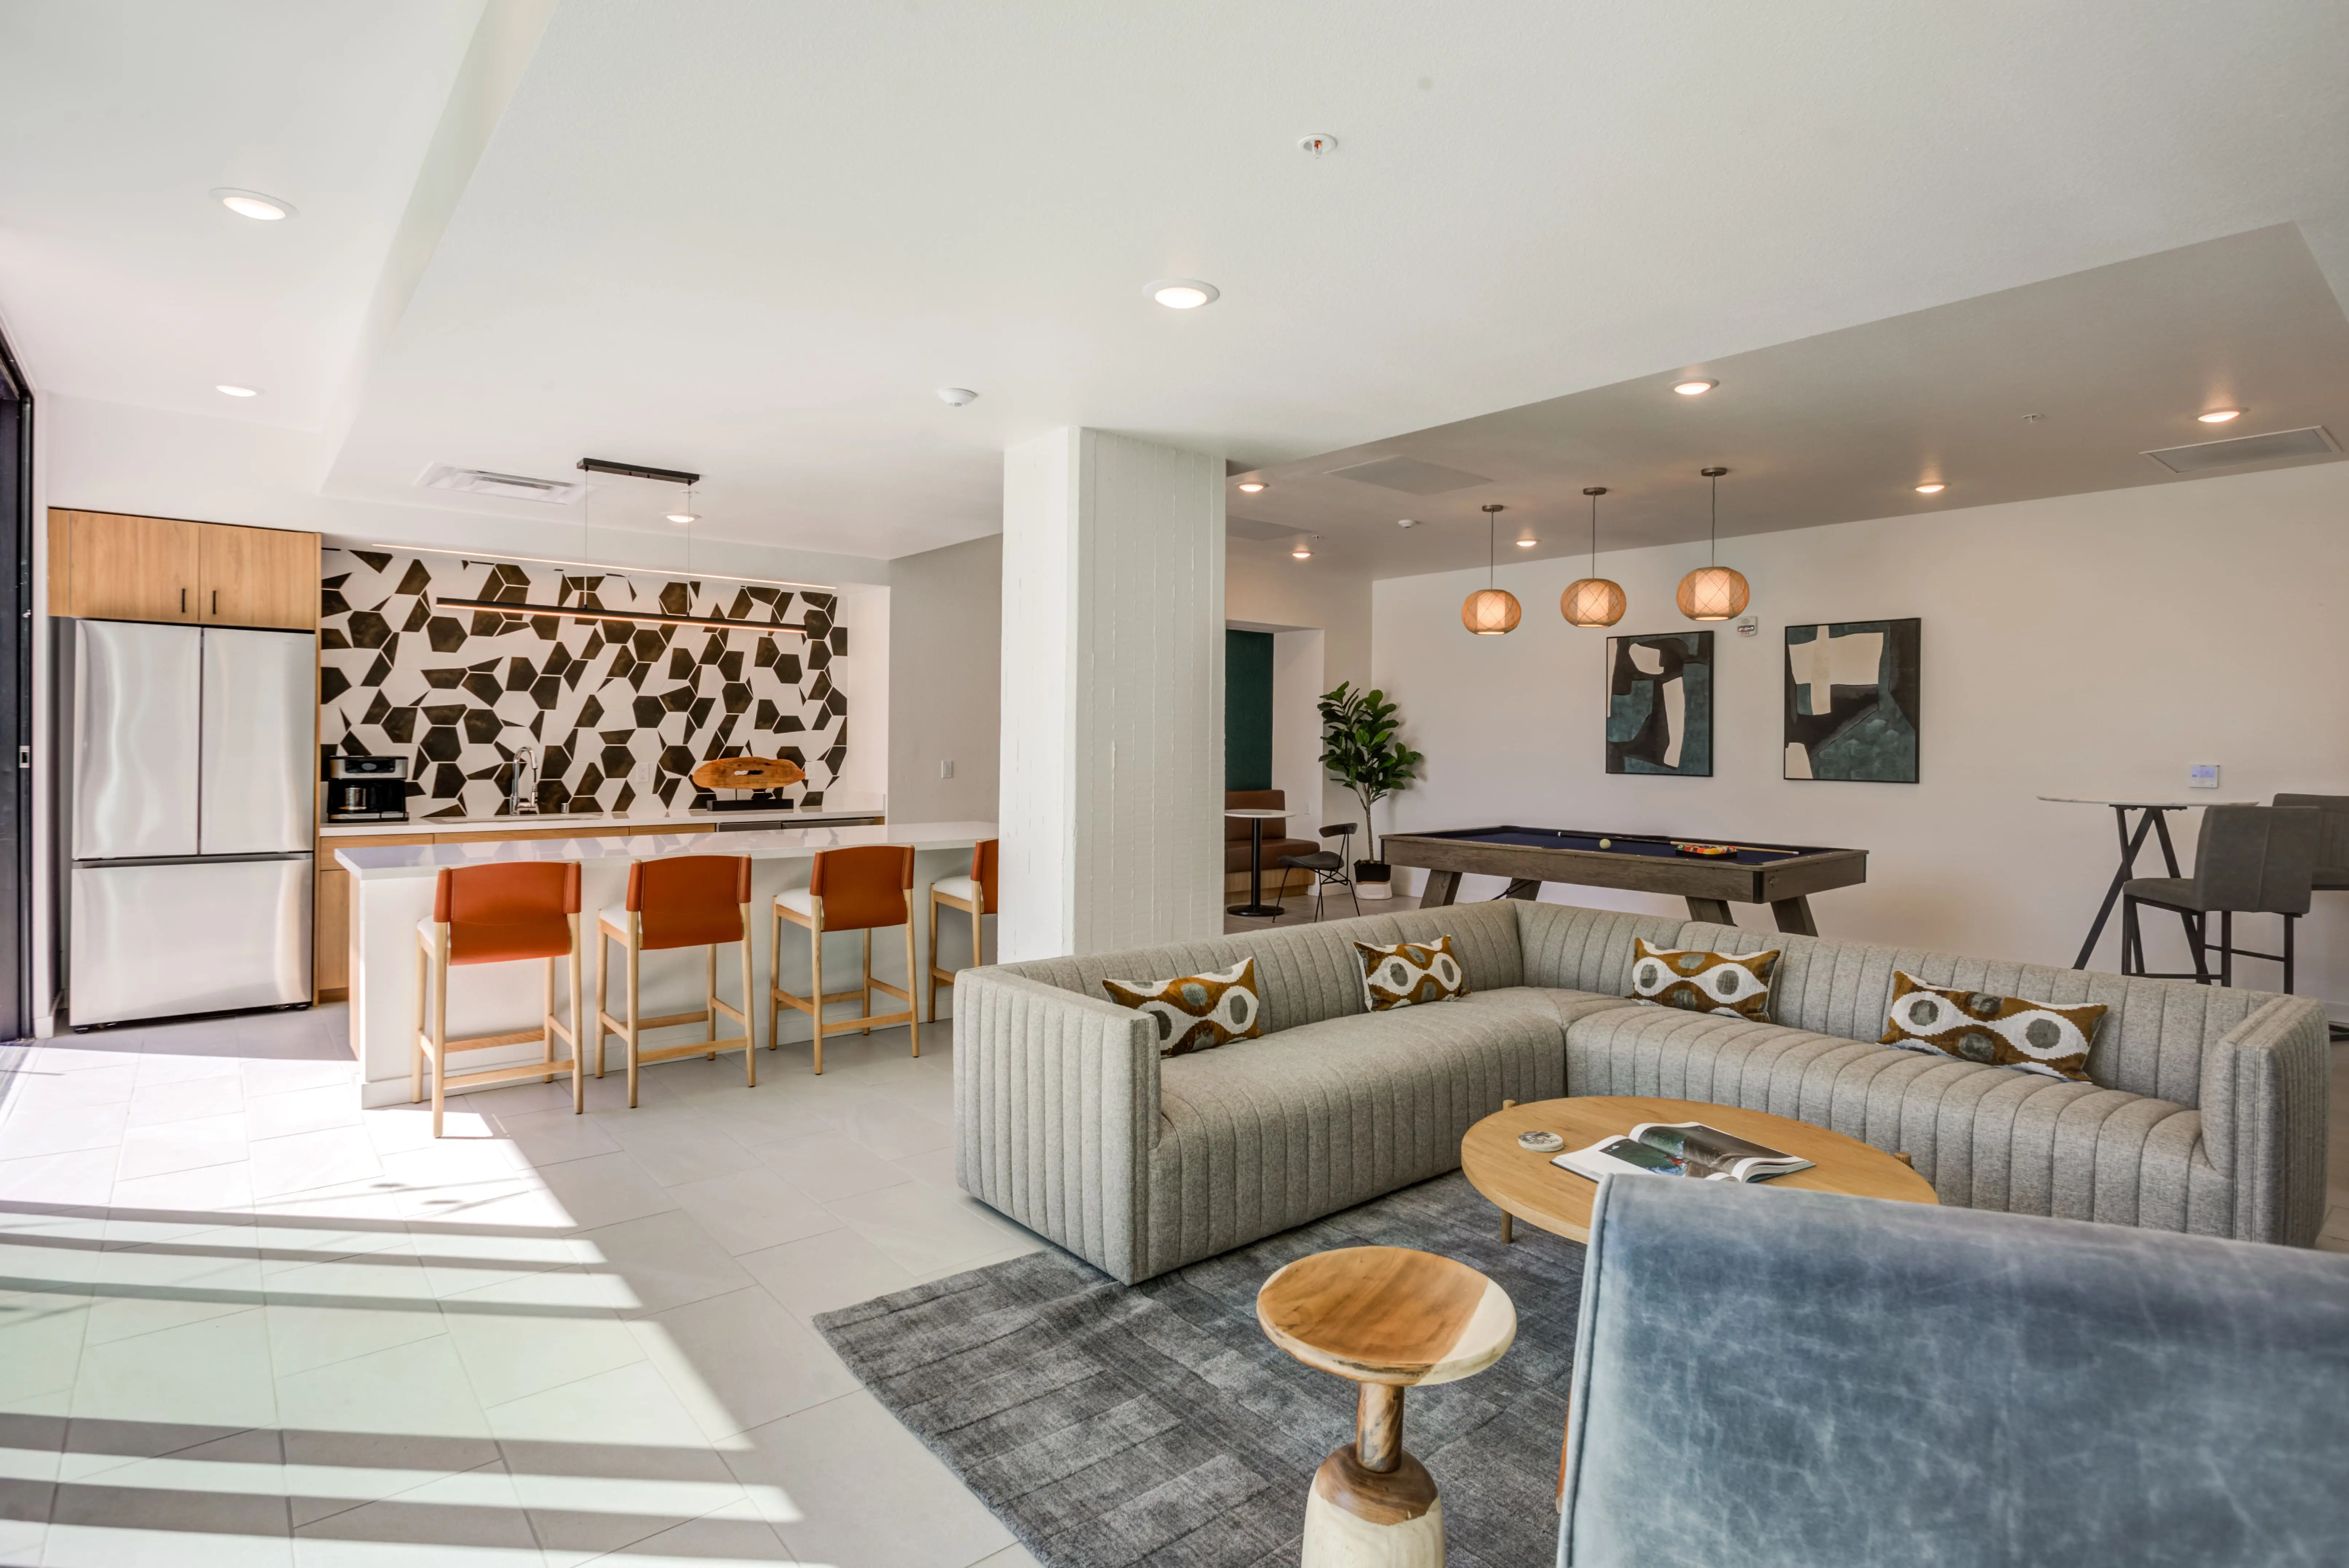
[1355,936,1469,1011]
[1626,937,1778,1022]
[1879,972,2103,1082]
[1102,958,1264,1057]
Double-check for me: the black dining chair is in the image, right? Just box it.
[1279,823,1359,922]
[2121,805,2318,991]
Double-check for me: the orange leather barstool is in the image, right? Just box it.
[414,862,584,1137]
[594,855,759,1107]
[770,844,917,1074]
[925,838,998,1020]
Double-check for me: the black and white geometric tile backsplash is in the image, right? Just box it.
[319,549,848,818]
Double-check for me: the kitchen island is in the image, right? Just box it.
[313,798,887,997]
[337,819,993,1106]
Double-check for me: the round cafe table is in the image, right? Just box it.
[1226,806,1290,919]
[1256,1246,1515,1568]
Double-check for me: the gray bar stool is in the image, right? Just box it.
[2121,805,2318,991]
[2271,794,2349,892]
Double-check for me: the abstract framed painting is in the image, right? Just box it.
[1784,618,1921,783]
[1605,631,1712,777]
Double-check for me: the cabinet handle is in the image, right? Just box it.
[181,588,187,612]
[211,589,218,615]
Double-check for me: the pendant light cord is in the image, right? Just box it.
[1710,471,1718,567]
[1589,491,1599,575]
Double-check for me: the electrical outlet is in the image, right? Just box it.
[2188,763,2219,789]
[940,759,955,779]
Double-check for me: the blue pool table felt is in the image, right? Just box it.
[1413,827,1836,867]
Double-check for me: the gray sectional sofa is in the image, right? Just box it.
[952,900,2330,1283]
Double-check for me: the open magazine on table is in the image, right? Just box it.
[1551,1120,1815,1184]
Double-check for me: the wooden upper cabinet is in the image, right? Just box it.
[50,510,318,630]
[200,523,318,630]
[49,509,199,622]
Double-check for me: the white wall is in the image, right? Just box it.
[1371,461,2349,1018]
[998,427,1224,960]
[830,584,890,808]
[1228,540,1373,833]
[1269,629,1325,832]
[887,533,1001,825]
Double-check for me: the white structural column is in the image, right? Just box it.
[999,427,1224,960]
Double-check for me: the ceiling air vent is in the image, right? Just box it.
[1225,516,1296,543]
[1325,455,1492,494]
[418,464,587,503]
[2142,426,2340,475]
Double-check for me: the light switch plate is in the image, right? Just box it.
[940,759,955,779]
[2188,763,2219,789]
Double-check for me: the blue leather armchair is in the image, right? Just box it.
[1558,1180,2349,1567]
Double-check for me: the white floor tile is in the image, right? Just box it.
[574,1213,752,1317]
[48,1427,292,1565]
[530,1153,679,1233]
[116,1112,252,1183]
[126,1073,246,1128]
[240,1057,356,1101]
[487,1107,619,1169]
[659,1171,839,1257]
[0,1148,119,1205]
[70,1307,279,1432]
[0,1100,129,1159]
[729,1391,1012,1568]
[742,1131,912,1203]
[264,1250,447,1377]
[628,1287,858,1442]
[822,1181,1034,1277]
[3,1062,139,1110]
[110,1158,258,1218]
[276,1338,500,1526]
[442,1267,646,1409]
[83,1228,267,1347]
[249,1128,384,1201]
[596,1109,762,1189]
[592,1494,794,1563]
[290,1456,545,1565]
[737,1230,917,1322]
[244,1086,364,1144]
[0,1288,91,1402]
[887,1144,960,1189]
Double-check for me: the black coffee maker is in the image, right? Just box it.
[325,755,410,823]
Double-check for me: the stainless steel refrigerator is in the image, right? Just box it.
[67,620,314,1025]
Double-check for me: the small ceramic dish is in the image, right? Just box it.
[1516,1129,1566,1153]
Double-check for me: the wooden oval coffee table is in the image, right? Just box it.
[1462,1096,1937,1243]
[1257,1246,1515,1568]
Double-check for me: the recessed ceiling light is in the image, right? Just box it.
[1396,518,1420,529]
[935,387,978,406]
[2197,408,2242,423]
[215,384,260,398]
[665,511,699,525]
[1515,537,1537,547]
[1147,279,1219,309]
[1291,539,1313,559]
[212,188,293,221]
[1672,379,1717,396]
[1914,482,1946,494]
[1236,480,1266,493]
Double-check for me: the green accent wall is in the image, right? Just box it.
[1225,629,1274,791]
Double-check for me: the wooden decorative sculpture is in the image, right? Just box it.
[691,756,806,792]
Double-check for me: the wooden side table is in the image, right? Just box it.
[1256,1246,1515,1567]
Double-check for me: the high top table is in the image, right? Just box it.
[1226,806,1291,919]
[2040,797,2253,969]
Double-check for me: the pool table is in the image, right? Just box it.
[1380,825,1867,934]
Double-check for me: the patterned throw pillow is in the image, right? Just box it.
[1879,972,2103,1082]
[1102,959,1264,1057]
[1354,936,1469,1011]
[1626,937,1778,1022]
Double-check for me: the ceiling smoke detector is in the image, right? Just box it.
[1396,518,1420,529]
[1298,134,1338,156]
[419,464,588,504]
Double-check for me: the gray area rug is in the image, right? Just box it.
[814,1173,1584,1568]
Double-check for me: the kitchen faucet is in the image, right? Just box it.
[509,746,538,815]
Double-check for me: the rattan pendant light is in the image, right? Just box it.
[1676,465,1750,621]
[1560,486,1626,627]
[1460,503,1522,634]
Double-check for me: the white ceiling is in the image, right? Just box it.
[5,1,2349,562]
[1232,225,2349,578]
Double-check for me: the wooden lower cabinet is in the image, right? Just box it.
[313,823,718,1001]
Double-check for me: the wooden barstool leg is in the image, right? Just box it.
[542,956,557,1083]
[926,889,941,1023]
[568,916,585,1114]
[970,898,983,973]
[767,904,783,1051]
[860,928,873,1036]
[430,936,449,1139]
[905,919,920,1058]
[739,906,758,1086]
[412,931,428,1105]
[810,914,826,1075]
[625,917,643,1109]
[1499,1099,1516,1244]
[706,944,719,1060]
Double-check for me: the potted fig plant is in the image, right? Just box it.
[1318,682,1423,900]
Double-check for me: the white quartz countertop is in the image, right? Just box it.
[318,798,885,839]
[335,820,995,878]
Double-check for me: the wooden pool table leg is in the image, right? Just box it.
[1770,897,1820,937]
[1421,870,1462,907]
[1686,896,1735,926]
[1499,878,1541,901]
